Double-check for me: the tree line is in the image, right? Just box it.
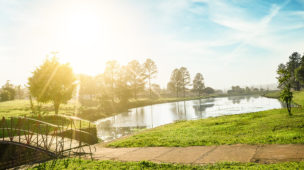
[25,55,218,115]
[0,80,26,102]
[167,68,215,98]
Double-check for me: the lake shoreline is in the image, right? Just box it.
[96,95,283,142]
[79,93,269,122]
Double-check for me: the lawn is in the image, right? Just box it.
[293,91,304,106]
[29,159,304,170]
[0,99,77,118]
[107,91,304,147]
[263,90,280,99]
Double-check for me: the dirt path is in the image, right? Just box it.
[85,144,304,164]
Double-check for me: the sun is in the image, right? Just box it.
[64,11,103,45]
[39,1,141,76]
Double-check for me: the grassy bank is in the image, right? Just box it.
[29,159,304,170]
[0,100,77,118]
[263,90,280,98]
[107,91,304,147]
[293,91,304,106]
[108,108,304,147]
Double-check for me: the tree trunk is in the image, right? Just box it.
[54,102,60,115]
[149,75,152,98]
[287,101,292,116]
[134,85,137,99]
[176,85,179,98]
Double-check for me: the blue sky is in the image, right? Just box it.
[0,0,304,89]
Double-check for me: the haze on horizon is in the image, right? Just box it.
[0,0,304,90]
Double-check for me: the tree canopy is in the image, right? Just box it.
[28,57,76,114]
[192,73,205,97]
[144,59,157,97]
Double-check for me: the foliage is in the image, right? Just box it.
[144,58,158,98]
[0,80,16,102]
[192,73,205,97]
[79,74,98,101]
[127,60,146,99]
[29,159,304,170]
[28,57,76,114]
[227,86,264,96]
[286,52,302,91]
[179,67,191,97]
[203,87,215,94]
[277,63,293,116]
[104,60,120,103]
[108,108,304,147]
[167,68,182,97]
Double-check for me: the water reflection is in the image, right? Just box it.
[95,96,283,142]
[192,99,215,118]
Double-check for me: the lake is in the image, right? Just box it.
[95,95,283,142]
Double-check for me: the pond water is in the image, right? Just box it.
[95,95,283,142]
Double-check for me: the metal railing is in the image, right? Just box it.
[0,115,96,159]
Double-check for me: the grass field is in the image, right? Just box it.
[293,91,304,106]
[0,99,77,118]
[107,91,304,147]
[29,159,304,170]
[263,90,280,99]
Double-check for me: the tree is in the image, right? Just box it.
[127,60,145,99]
[295,54,304,85]
[286,52,301,91]
[179,67,191,98]
[192,73,205,97]
[144,59,157,98]
[277,63,293,116]
[168,68,182,97]
[151,83,161,96]
[115,66,132,105]
[203,87,215,95]
[104,60,120,103]
[78,74,98,100]
[0,80,16,101]
[28,57,76,114]
[15,85,25,99]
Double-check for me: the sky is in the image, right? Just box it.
[0,0,304,90]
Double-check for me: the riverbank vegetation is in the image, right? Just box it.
[29,159,304,170]
[1,53,272,121]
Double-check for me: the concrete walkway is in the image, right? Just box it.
[86,144,304,164]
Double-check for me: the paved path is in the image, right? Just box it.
[85,144,304,164]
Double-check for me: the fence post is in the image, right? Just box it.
[2,117,4,141]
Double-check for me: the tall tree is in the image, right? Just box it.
[192,73,205,97]
[127,60,145,99]
[277,63,293,116]
[104,60,120,103]
[179,67,191,98]
[286,52,301,91]
[144,59,157,97]
[28,57,76,114]
[168,68,182,97]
